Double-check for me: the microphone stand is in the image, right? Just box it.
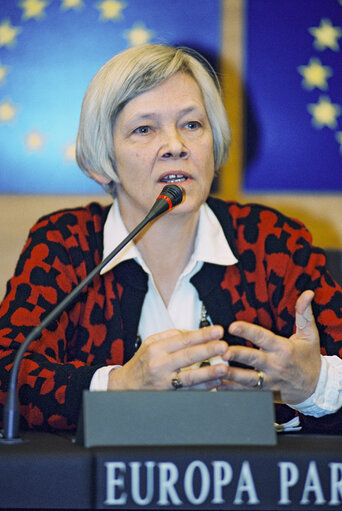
[0,185,183,443]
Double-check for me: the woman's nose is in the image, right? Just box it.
[159,128,189,160]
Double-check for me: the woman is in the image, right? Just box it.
[0,44,341,433]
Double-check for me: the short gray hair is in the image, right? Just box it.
[76,44,231,196]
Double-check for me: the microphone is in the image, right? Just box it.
[0,184,184,443]
[144,183,184,222]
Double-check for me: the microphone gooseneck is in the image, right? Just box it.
[0,184,184,443]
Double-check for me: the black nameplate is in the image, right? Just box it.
[94,438,342,509]
[79,390,276,447]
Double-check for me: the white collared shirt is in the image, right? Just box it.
[90,199,342,422]
[90,199,236,390]
[101,199,237,338]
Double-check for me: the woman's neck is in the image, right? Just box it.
[133,211,200,306]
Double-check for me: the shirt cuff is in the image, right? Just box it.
[290,355,342,417]
[89,365,121,391]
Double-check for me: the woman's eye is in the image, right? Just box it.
[133,126,151,135]
[185,121,201,130]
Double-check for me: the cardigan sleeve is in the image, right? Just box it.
[0,206,108,430]
[224,201,342,433]
[259,207,342,432]
[261,209,342,355]
[224,201,342,349]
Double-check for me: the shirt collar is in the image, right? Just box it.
[100,198,238,275]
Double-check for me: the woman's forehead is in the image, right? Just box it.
[118,73,206,121]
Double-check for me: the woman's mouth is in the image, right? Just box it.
[159,172,190,183]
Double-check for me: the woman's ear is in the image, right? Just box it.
[89,171,111,184]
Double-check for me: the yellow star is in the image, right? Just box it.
[0,20,21,49]
[124,23,154,46]
[61,0,84,10]
[96,0,126,21]
[20,0,49,21]
[0,100,18,123]
[298,58,333,90]
[64,142,76,162]
[307,96,341,129]
[336,132,342,154]
[25,131,45,151]
[309,18,342,51]
[0,62,9,85]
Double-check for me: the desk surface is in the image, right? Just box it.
[1,432,342,510]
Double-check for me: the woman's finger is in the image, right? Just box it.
[145,325,224,352]
[294,290,316,336]
[170,339,228,371]
[227,321,281,353]
[170,363,228,390]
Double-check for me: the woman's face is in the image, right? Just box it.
[112,72,215,225]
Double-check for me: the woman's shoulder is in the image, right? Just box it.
[35,201,110,226]
[20,202,111,263]
[207,196,307,233]
[206,196,316,261]
[30,201,111,237]
[16,202,112,277]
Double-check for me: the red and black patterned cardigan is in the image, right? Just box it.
[0,198,341,433]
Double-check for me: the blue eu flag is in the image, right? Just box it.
[244,0,342,192]
[0,0,221,194]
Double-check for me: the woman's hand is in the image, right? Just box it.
[218,290,322,405]
[107,325,229,391]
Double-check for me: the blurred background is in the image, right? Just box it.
[1,0,342,296]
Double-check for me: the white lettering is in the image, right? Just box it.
[104,461,127,505]
[233,461,260,505]
[129,461,155,505]
[300,461,326,505]
[184,460,210,504]
[103,457,342,507]
[157,462,182,506]
[211,461,233,504]
[329,463,342,505]
[278,461,299,505]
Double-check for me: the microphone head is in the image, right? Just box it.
[145,184,184,222]
[158,184,184,207]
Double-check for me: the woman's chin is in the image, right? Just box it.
[169,196,206,217]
